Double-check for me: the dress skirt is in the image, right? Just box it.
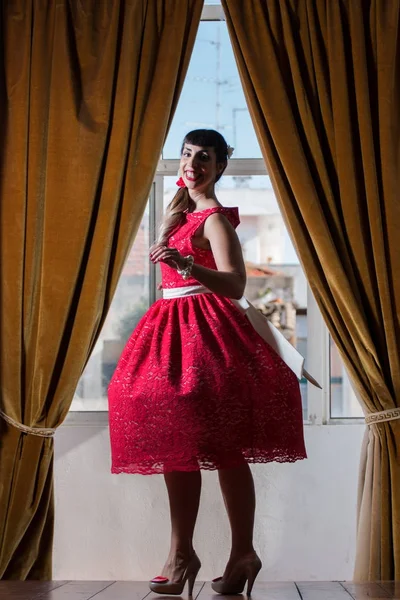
[108,292,307,475]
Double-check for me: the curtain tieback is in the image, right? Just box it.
[0,408,56,437]
[365,407,400,426]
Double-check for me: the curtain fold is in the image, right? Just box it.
[0,0,204,579]
[222,0,400,580]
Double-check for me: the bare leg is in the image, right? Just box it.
[160,470,202,580]
[218,463,257,574]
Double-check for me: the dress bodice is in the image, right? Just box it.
[160,206,240,289]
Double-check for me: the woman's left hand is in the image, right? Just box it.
[149,245,185,270]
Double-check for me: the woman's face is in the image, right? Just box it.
[180,143,224,192]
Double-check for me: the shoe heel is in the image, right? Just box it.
[246,560,262,596]
[187,566,200,596]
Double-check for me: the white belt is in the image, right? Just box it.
[163,286,321,388]
[163,285,212,298]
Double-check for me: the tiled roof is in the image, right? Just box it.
[245,262,282,277]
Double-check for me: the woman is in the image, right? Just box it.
[108,129,306,596]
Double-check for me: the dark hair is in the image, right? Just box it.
[181,129,228,181]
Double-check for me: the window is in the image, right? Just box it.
[71,11,315,418]
[70,6,360,426]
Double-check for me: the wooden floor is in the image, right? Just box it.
[0,581,399,600]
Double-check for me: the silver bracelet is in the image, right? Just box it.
[177,255,194,280]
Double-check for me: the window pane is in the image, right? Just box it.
[163,176,308,419]
[330,337,364,418]
[163,21,262,159]
[70,204,151,411]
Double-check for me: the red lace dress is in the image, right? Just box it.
[108,206,306,475]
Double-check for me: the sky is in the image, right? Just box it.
[163,20,263,161]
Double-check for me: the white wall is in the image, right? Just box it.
[54,423,365,581]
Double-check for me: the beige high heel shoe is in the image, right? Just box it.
[149,552,201,596]
[211,553,262,596]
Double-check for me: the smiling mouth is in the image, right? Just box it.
[184,171,201,182]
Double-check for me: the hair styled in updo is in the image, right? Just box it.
[156,129,229,246]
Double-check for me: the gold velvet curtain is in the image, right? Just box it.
[222,0,400,581]
[0,0,203,579]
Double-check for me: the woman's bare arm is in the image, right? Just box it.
[188,213,246,299]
